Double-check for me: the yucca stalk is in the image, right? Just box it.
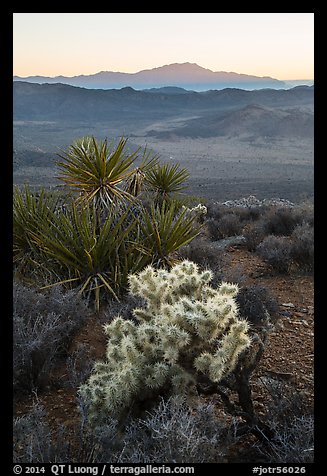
[144,162,190,205]
[139,201,203,268]
[56,136,138,208]
[30,203,149,311]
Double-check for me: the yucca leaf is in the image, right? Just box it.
[144,162,189,205]
[56,136,140,207]
[139,201,202,267]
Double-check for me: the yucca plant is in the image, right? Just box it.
[124,146,159,197]
[13,185,61,277]
[29,203,150,311]
[56,136,140,208]
[144,162,190,205]
[139,201,203,268]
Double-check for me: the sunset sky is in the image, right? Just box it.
[13,13,314,80]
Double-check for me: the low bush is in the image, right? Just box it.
[65,344,96,389]
[104,397,238,463]
[13,282,90,393]
[263,415,314,463]
[205,201,222,221]
[257,380,314,463]
[13,403,54,463]
[243,221,266,251]
[236,285,279,327]
[290,222,314,272]
[262,207,302,237]
[257,235,293,274]
[178,235,224,269]
[14,397,242,463]
[207,213,243,240]
[13,401,100,463]
[236,206,262,222]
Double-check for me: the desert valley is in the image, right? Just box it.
[13,64,314,203]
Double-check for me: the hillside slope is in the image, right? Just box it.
[148,104,314,139]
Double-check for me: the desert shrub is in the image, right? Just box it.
[257,235,293,274]
[293,200,314,227]
[290,222,314,272]
[13,282,90,393]
[263,416,314,463]
[65,344,96,389]
[243,221,266,251]
[206,201,264,222]
[223,206,263,223]
[257,380,314,463]
[79,260,251,424]
[236,206,262,222]
[205,201,223,220]
[207,213,243,240]
[236,285,279,327]
[105,397,238,463]
[262,207,302,236]
[13,401,101,463]
[13,403,54,463]
[178,235,224,269]
[14,396,243,463]
[102,293,147,323]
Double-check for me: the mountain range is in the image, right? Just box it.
[13,81,314,123]
[13,62,295,91]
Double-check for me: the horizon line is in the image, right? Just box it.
[12,62,314,82]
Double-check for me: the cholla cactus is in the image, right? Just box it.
[181,203,207,217]
[79,260,251,422]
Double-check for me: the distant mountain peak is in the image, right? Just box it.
[13,62,287,91]
[146,62,212,71]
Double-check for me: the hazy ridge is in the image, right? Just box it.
[14,81,313,122]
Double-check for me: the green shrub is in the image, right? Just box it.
[30,202,150,310]
[13,138,201,309]
[79,260,251,423]
[57,136,140,207]
[13,185,60,277]
[144,162,189,206]
[138,201,202,268]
